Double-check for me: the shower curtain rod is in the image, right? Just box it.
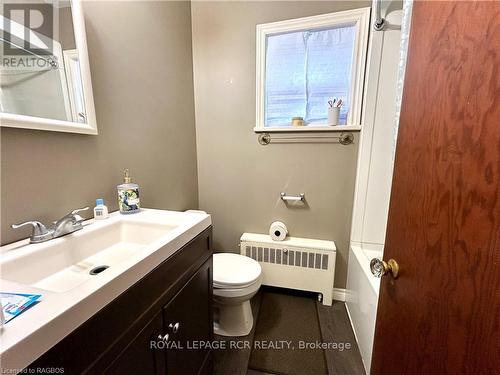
[373,0,385,31]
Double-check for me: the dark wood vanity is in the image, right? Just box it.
[28,227,213,375]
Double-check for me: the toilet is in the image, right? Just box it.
[212,253,262,336]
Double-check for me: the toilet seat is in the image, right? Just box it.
[213,253,261,288]
[213,275,261,289]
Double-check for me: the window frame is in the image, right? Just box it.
[255,7,370,132]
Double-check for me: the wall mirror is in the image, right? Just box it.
[0,0,97,134]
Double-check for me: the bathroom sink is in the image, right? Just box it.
[0,208,211,371]
[1,212,178,292]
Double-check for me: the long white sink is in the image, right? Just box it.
[2,220,176,292]
[0,208,211,371]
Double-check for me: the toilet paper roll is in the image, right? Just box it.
[270,221,288,241]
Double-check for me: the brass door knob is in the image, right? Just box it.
[370,258,399,279]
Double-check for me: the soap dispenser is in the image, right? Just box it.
[117,169,140,214]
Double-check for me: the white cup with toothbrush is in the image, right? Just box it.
[327,98,342,126]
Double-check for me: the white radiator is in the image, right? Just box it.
[240,233,336,306]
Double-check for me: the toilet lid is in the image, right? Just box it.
[213,253,262,288]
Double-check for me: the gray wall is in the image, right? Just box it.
[1,1,198,245]
[191,1,368,288]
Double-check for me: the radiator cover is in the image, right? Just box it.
[240,233,336,306]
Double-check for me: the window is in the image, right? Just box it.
[255,8,370,131]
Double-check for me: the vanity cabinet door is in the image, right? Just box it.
[103,312,165,375]
[163,261,213,375]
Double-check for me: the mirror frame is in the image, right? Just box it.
[0,0,98,135]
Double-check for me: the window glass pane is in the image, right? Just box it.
[265,32,306,126]
[265,24,355,126]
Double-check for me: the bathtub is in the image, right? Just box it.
[346,244,383,374]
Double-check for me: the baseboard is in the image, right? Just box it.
[332,287,346,302]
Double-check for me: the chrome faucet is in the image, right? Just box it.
[52,207,88,238]
[11,207,89,244]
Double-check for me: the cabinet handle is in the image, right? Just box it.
[157,334,169,342]
[168,322,180,333]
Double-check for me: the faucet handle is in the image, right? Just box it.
[11,221,52,243]
[70,207,89,224]
[12,221,47,234]
[71,206,89,215]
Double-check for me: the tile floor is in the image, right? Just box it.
[213,287,366,375]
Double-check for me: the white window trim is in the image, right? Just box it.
[63,49,82,123]
[255,7,370,133]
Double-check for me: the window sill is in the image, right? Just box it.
[253,125,362,133]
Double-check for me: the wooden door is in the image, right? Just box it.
[371,2,500,374]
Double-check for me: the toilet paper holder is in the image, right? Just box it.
[280,192,305,202]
